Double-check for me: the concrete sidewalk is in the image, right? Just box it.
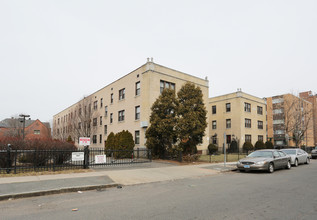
[0,162,237,201]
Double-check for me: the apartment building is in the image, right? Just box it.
[299,91,317,146]
[53,58,210,151]
[208,90,267,151]
[267,94,314,147]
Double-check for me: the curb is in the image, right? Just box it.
[0,183,118,201]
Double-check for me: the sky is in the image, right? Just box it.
[0,0,316,124]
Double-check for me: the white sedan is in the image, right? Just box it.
[281,148,310,166]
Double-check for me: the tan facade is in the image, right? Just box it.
[300,91,317,146]
[267,94,314,147]
[208,90,267,151]
[53,59,209,150]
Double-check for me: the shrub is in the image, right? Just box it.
[208,144,218,155]
[0,138,77,167]
[265,141,274,149]
[254,140,265,150]
[242,142,254,153]
[228,140,238,153]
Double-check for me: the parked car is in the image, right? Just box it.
[311,147,317,159]
[281,148,310,166]
[236,149,291,173]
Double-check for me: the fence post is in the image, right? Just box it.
[14,149,17,174]
[6,144,12,174]
[149,149,152,162]
[137,148,139,159]
[84,146,90,169]
[178,151,183,163]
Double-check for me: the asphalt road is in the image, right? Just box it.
[1,160,317,220]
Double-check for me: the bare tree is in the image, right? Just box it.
[69,96,100,143]
[283,94,313,147]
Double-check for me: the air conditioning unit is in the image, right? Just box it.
[140,121,149,128]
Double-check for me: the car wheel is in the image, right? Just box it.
[294,159,299,167]
[305,157,310,164]
[268,163,274,173]
[286,161,291,169]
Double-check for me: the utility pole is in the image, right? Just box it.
[19,114,30,140]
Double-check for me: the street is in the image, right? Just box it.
[1,160,317,220]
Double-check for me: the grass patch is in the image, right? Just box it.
[0,169,92,178]
[199,154,247,163]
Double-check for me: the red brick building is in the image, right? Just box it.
[0,118,51,139]
[300,91,317,146]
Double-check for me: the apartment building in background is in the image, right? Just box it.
[53,58,210,151]
[267,94,314,147]
[208,90,267,151]
[299,91,317,146]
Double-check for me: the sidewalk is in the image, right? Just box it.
[0,162,237,201]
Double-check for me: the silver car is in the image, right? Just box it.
[311,147,317,159]
[281,148,310,166]
[237,150,291,173]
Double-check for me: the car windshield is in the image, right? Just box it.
[282,150,296,155]
[247,151,273,158]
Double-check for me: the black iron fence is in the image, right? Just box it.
[0,146,151,174]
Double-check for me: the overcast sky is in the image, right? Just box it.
[0,0,316,123]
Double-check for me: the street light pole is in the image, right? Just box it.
[19,114,30,140]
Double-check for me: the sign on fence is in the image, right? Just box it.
[95,155,106,164]
[79,137,90,146]
[72,152,85,161]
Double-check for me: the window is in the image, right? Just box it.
[245,135,251,143]
[135,81,140,96]
[272,98,284,104]
[100,116,102,125]
[273,109,283,114]
[58,118,60,125]
[105,106,108,116]
[34,130,40,135]
[99,134,102,144]
[258,120,263,129]
[135,106,140,120]
[226,119,231,129]
[93,101,98,110]
[93,118,97,126]
[226,135,231,144]
[104,125,107,135]
[273,119,284,125]
[160,80,175,93]
[212,120,217,129]
[274,130,285,135]
[118,110,125,121]
[244,103,251,112]
[212,136,217,145]
[245,118,251,128]
[212,105,216,114]
[93,135,97,144]
[78,122,81,129]
[110,113,113,123]
[258,135,263,141]
[226,103,231,112]
[100,98,103,108]
[257,106,263,115]
[111,93,113,104]
[119,88,125,100]
[135,130,140,144]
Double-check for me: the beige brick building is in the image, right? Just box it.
[267,93,314,147]
[53,58,210,151]
[208,90,267,151]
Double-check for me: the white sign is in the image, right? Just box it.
[95,155,106,164]
[72,152,85,161]
[79,137,90,146]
